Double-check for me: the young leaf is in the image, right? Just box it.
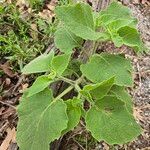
[22,51,54,74]
[108,19,136,31]
[97,2,145,52]
[109,85,133,113]
[99,2,133,26]
[63,59,82,77]
[82,77,115,100]
[55,3,106,40]
[118,26,144,53]
[54,26,82,54]
[27,75,54,97]
[62,98,81,134]
[106,19,137,47]
[80,53,133,86]
[86,96,141,145]
[52,54,70,76]
[17,89,68,150]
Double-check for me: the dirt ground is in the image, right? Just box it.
[0,1,150,150]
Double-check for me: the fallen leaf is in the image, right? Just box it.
[0,62,17,78]
[5,78,11,86]
[39,9,54,20]
[0,128,16,150]
[30,23,38,40]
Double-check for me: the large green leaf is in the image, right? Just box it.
[52,54,70,76]
[27,75,53,97]
[54,26,82,54]
[86,96,141,145]
[17,89,68,150]
[62,98,81,134]
[109,85,133,113]
[22,51,54,74]
[55,3,106,40]
[80,53,133,86]
[82,77,114,100]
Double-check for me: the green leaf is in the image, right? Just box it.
[118,26,144,52]
[108,19,136,31]
[55,3,106,40]
[80,53,133,86]
[27,75,54,97]
[107,19,137,47]
[82,77,115,100]
[54,26,82,54]
[86,96,141,145]
[63,59,82,77]
[17,89,68,150]
[62,98,81,134]
[109,85,133,113]
[22,51,54,74]
[97,2,145,52]
[52,54,70,76]
[99,2,133,26]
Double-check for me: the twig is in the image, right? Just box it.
[136,62,142,88]
[0,101,16,110]
[44,43,55,54]
[12,75,25,94]
[73,139,85,150]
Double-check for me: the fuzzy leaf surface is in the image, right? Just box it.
[118,26,144,52]
[27,75,53,97]
[62,98,81,134]
[107,19,137,47]
[82,77,115,100]
[86,96,141,145]
[22,51,54,74]
[99,2,133,25]
[97,2,144,52]
[55,3,106,40]
[17,89,68,150]
[109,85,133,113]
[80,53,133,86]
[54,26,82,53]
[52,54,70,76]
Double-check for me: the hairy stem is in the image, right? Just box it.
[54,85,74,100]
[54,76,83,100]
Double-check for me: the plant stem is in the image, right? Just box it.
[59,76,75,85]
[54,76,83,100]
[54,86,74,100]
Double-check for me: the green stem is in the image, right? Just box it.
[59,76,75,85]
[54,76,83,100]
[92,41,99,55]
[54,86,74,100]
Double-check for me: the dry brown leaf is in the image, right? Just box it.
[0,128,16,150]
[5,78,11,86]
[19,83,28,93]
[1,107,16,119]
[102,142,109,150]
[0,107,5,115]
[30,23,38,40]
[0,62,17,78]
[133,107,143,121]
[47,4,55,11]
[39,9,54,20]
[16,0,29,6]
